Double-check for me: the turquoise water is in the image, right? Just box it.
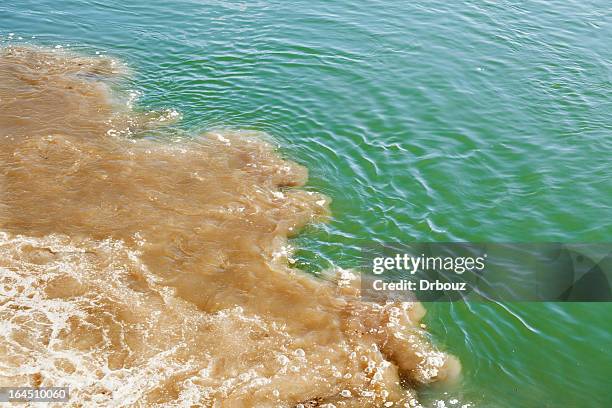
[2,1,611,406]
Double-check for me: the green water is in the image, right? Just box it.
[2,1,611,406]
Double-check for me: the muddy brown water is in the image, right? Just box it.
[0,47,458,407]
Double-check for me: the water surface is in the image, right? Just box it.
[1,1,611,406]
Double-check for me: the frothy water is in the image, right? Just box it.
[0,47,459,407]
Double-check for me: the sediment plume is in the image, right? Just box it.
[0,46,459,407]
